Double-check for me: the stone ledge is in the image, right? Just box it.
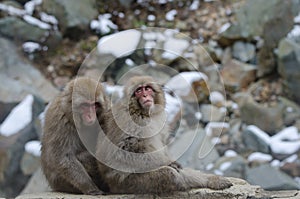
[16,178,300,199]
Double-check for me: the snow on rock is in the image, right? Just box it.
[24,0,42,15]
[165,92,182,123]
[162,37,189,60]
[0,95,34,137]
[218,22,231,34]
[165,72,208,97]
[189,0,200,11]
[97,29,141,57]
[246,125,271,145]
[103,83,124,100]
[209,91,225,106]
[205,122,229,137]
[294,11,300,23]
[40,12,58,25]
[23,15,51,30]
[219,161,232,171]
[22,42,42,53]
[224,150,238,157]
[0,3,26,16]
[147,14,156,21]
[248,152,272,162]
[270,126,300,155]
[25,140,41,156]
[288,25,300,38]
[90,14,118,35]
[165,9,177,21]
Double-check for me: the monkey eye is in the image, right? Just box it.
[135,87,143,94]
[145,86,153,91]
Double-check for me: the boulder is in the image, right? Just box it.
[42,0,98,38]
[278,38,300,105]
[0,37,59,102]
[246,164,300,190]
[15,178,300,199]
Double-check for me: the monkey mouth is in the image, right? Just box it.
[143,100,153,106]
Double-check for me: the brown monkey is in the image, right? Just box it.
[96,76,232,194]
[41,77,109,195]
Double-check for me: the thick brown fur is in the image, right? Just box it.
[41,77,109,195]
[96,76,232,194]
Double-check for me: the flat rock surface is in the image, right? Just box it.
[16,178,300,199]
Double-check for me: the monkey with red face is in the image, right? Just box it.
[96,76,232,194]
[41,77,109,195]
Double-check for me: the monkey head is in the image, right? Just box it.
[124,76,165,116]
[62,77,107,127]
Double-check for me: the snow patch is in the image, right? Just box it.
[190,0,200,11]
[165,92,182,123]
[97,29,141,57]
[165,72,208,97]
[24,0,42,15]
[22,42,41,53]
[90,14,118,35]
[0,3,26,16]
[209,91,225,105]
[248,152,272,162]
[218,23,231,34]
[224,150,237,157]
[0,95,34,136]
[40,12,58,25]
[147,15,156,21]
[165,9,177,21]
[205,122,229,137]
[162,37,189,60]
[246,125,271,145]
[25,140,41,156]
[219,162,231,171]
[23,15,51,29]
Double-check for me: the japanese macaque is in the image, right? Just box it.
[96,76,232,194]
[41,77,109,195]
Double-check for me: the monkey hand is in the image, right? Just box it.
[168,161,182,172]
[207,175,233,190]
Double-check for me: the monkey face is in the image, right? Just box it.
[79,101,100,126]
[134,85,155,110]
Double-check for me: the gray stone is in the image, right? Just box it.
[246,164,300,190]
[0,16,48,42]
[42,0,98,38]
[15,178,300,199]
[236,93,284,134]
[0,37,59,102]
[213,156,247,179]
[242,128,270,154]
[168,128,220,171]
[278,38,300,105]
[220,0,294,45]
[200,104,226,123]
[232,41,256,63]
[21,168,50,195]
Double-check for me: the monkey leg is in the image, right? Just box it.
[179,168,233,190]
[110,166,187,194]
[59,154,104,195]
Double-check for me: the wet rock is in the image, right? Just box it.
[278,38,300,105]
[246,164,300,190]
[220,59,257,92]
[0,37,59,102]
[42,0,98,38]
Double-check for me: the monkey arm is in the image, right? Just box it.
[59,153,103,195]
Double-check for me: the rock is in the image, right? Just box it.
[0,37,59,102]
[278,38,300,104]
[232,41,256,63]
[256,46,276,77]
[236,93,284,134]
[219,0,294,45]
[213,155,247,179]
[200,104,226,123]
[220,59,257,92]
[246,164,300,190]
[42,0,98,38]
[20,152,40,176]
[21,168,50,195]
[0,101,18,123]
[278,97,300,126]
[0,16,48,42]
[281,162,300,178]
[168,128,220,171]
[242,125,270,154]
[15,178,300,199]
